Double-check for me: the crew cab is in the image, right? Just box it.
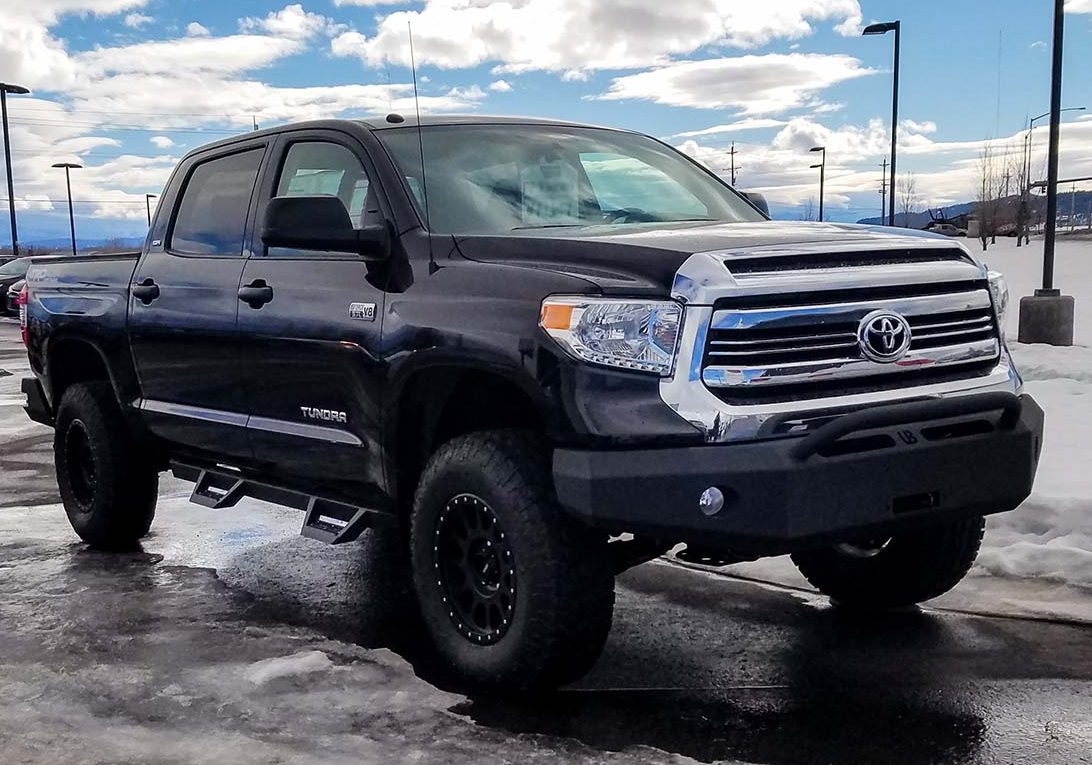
[21,116,1043,692]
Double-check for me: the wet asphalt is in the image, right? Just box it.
[1,319,1090,764]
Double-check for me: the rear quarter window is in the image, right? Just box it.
[170,148,264,256]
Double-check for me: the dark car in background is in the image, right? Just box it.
[0,258,31,316]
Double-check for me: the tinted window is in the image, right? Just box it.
[170,148,263,256]
[276,142,369,222]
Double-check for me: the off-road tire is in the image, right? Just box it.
[54,381,158,549]
[410,430,615,693]
[790,516,986,609]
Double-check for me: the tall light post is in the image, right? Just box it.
[1026,106,1084,190]
[1,83,30,257]
[51,162,81,256]
[145,193,157,226]
[863,20,900,228]
[1018,0,1075,347]
[809,146,826,222]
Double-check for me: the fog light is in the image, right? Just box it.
[699,487,725,516]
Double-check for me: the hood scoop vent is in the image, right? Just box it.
[722,247,974,275]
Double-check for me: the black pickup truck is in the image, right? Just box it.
[21,116,1043,691]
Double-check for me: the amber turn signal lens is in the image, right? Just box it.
[540,302,574,331]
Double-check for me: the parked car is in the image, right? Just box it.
[0,257,30,312]
[925,222,968,237]
[5,278,25,316]
[20,116,1042,693]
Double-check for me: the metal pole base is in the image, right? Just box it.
[1017,290,1075,346]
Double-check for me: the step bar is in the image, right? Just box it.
[170,460,397,545]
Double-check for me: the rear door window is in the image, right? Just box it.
[170,148,263,256]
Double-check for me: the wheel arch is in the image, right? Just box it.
[386,358,549,509]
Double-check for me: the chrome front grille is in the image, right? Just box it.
[702,288,1000,391]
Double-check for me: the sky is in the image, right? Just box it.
[1,0,1092,243]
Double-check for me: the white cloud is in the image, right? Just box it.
[239,4,332,40]
[489,79,512,92]
[186,21,210,37]
[149,135,175,148]
[599,54,874,114]
[1066,0,1092,12]
[671,118,788,139]
[332,0,863,74]
[123,12,152,28]
[1029,41,1048,50]
[78,35,303,75]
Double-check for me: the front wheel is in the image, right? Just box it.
[410,430,615,692]
[790,516,986,609]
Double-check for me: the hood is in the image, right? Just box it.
[454,220,964,295]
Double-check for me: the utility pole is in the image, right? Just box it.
[879,157,888,225]
[1070,184,1077,231]
[729,142,738,186]
[252,115,259,132]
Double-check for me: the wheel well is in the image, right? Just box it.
[49,339,112,405]
[394,368,544,507]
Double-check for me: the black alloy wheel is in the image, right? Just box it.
[434,493,516,645]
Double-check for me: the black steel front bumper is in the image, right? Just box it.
[554,392,1044,555]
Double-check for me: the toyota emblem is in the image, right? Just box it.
[858,310,912,362]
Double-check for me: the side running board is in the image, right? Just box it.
[170,460,397,545]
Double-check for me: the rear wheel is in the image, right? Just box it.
[54,382,158,550]
[410,430,615,692]
[790,516,986,609]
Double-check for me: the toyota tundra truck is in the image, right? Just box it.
[20,116,1043,692]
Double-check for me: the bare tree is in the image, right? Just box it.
[975,143,1003,251]
[898,172,918,228]
[798,197,817,221]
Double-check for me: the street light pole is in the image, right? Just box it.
[51,162,81,257]
[863,21,901,228]
[1026,107,1084,190]
[809,146,826,222]
[1018,0,1075,347]
[145,193,157,226]
[1,83,30,257]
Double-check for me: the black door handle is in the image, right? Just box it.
[238,279,274,308]
[132,278,160,304]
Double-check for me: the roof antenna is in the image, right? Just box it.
[408,21,436,275]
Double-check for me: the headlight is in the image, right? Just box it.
[988,270,1009,328]
[540,297,682,375]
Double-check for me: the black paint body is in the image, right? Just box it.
[22,117,1041,554]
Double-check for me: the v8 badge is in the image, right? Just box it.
[348,302,376,321]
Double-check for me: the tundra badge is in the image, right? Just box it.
[300,407,348,423]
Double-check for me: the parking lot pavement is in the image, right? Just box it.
[1,320,1091,765]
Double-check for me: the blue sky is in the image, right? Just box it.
[2,0,1092,243]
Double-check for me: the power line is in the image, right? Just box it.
[9,118,242,135]
[1,198,147,205]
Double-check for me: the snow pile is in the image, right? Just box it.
[243,650,335,685]
[974,342,1092,590]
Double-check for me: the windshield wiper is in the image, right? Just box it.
[510,223,588,230]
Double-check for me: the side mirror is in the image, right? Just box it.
[741,192,770,217]
[261,195,390,260]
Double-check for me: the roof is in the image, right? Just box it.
[179,115,628,158]
[356,113,613,131]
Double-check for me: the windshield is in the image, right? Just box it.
[0,258,29,277]
[377,124,764,235]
